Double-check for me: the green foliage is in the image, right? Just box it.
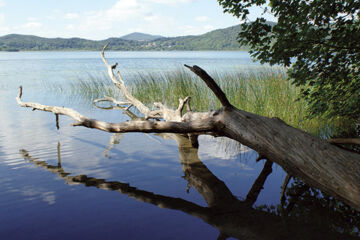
[0,25,249,51]
[120,32,163,41]
[150,25,248,50]
[218,0,360,119]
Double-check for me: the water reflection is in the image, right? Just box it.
[281,178,360,236]
[20,133,359,239]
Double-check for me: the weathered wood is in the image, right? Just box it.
[17,86,216,134]
[16,45,360,211]
[217,106,360,210]
[93,96,131,106]
[184,64,231,108]
[328,138,360,145]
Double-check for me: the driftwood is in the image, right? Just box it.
[17,44,360,211]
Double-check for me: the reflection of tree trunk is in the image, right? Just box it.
[245,160,273,206]
[175,134,238,208]
[20,148,208,218]
[104,133,123,157]
[20,139,358,240]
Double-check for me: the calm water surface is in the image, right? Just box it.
[0,51,358,239]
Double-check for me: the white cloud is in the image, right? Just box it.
[10,21,43,34]
[66,24,75,30]
[195,16,209,22]
[64,13,79,20]
[105,0,145,20]
[144,13,159,22]
[27,17,37,21]
[66,0,151,37]
[86,0,146,25]
[46,9,62,20]
[0,14,9,34]
[146,0,195,4]
[180,24,215,35]
[0,0,236,39]
[204,24,214,30]
[0,0,5,7]
[23,21,42,28]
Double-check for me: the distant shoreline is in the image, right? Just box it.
[0,49,249,53]
[0,24,252,52]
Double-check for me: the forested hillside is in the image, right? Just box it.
[0,24,252,51]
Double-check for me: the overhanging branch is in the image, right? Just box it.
[184,64,232,108]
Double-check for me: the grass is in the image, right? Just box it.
[130,67,347,136]
[42,73,123,103]
[45,67,351,137]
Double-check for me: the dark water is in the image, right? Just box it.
[0,51,359,239]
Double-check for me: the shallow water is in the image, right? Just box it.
[0,51,358,239]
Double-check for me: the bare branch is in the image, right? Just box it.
[101,44,161,119]
[176,96,190,116]
[17,86,84,123]
[93,96,131,106]
[17,86,215,134]
[328,138,360,146]
[184,65,232,108]
[100,45,194,123]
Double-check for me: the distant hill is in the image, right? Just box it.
[151,24,244,51]
[0,34,142,51]
[120,32,164,41]
[0,23,275,51]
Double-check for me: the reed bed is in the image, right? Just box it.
[130,67,344,136]
[43,73,123,103]
[46,67,349,136]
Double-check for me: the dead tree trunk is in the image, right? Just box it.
[16,44,360,211]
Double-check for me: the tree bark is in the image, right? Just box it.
[16,45,360,211]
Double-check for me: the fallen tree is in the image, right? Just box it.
[17,44,360,211]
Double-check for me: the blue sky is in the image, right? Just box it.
[0,0,275,40]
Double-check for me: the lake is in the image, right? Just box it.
[0,51,358,239]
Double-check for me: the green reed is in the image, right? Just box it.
[43,73,123,103]
[130,67,347,136]
[45,67,350,136]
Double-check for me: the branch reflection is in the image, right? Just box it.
[20,134,359,239]
[20,105,360,239]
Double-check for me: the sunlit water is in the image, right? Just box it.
[0,51,357,239]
